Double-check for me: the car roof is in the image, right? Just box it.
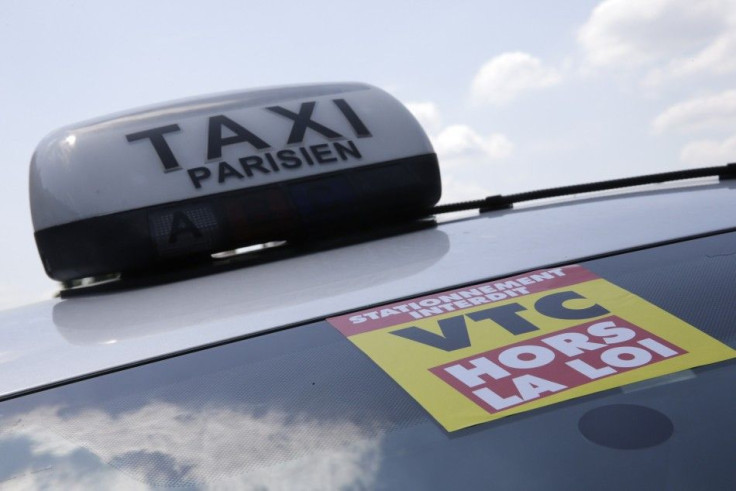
[0,179,734,400]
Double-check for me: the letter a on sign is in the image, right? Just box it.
[169,211,202,244]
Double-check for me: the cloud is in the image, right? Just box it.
[405,101,442,133]
[470,52,562,105]
[435,125,513,162]
[652,90,736,134]
[433,126,515,202]
[578,0,736,84]
[6,402,383,489]
[644,31,736,85]
[399,101,514,202]
[403,102,514,161]
[680,134,736,165]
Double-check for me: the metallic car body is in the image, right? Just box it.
[0,179,734,401]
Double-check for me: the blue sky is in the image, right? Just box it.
[2,0,735,308]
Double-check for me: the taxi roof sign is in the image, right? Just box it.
[30,83,441,281]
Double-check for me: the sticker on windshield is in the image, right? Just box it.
[327,265,736,432]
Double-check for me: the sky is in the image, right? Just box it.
[1,0,735,310]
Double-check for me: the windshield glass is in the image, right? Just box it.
[1,230,734,489]
[4,1,736,309]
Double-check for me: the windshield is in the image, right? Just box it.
[1,230,734,489]
[3,1,736,309]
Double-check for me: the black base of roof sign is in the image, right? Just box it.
[35,153,441,282]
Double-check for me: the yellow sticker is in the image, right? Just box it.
[328,265,736,432]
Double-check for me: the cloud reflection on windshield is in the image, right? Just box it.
[1,401,383,489]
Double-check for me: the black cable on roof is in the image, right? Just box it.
[430,162,736,215]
